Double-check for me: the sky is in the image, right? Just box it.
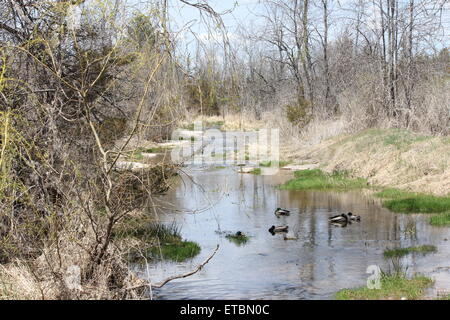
[164,0,450,55]
[77,0,450,55]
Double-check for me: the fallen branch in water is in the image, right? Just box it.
[126,244,220,291]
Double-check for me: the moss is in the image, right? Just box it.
[336,275,434,300]
[383,245,437,258]
[280,169,367,191]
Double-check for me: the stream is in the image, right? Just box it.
[133,164,450,300]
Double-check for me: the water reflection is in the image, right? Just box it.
[133,167,450,300]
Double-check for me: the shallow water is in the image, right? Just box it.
[134,166,450,300]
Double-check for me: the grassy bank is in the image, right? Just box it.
[259,160,291,168]
[280,169,367,191]
[384,245,437,258]
[374,188,450,214]
[114,220,201,263]
[429,213,450,227]
[336,274,434,300]
[291,128,450,197]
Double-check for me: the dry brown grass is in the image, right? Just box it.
[186,113,449,196]
[288,128,450,196]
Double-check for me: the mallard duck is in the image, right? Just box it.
[274,208,290,216]
[329,213,349,223]
[347,212,361,221]
[268,225,289,233]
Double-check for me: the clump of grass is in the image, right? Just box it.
[375,188,450,214]
[336,275,434,300]
[115,221,201,263]
[148,241,201,262]
[280,169,367,191]
[429,212,450,226]
[225,232,250,246]
[383,245,437,258]
[383,196,450,214]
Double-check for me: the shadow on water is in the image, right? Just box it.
[132,167,450,300]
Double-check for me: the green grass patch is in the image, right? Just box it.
[382,130,431,150]
[383,196,450,214]
[376,188,450,214]
[383,245,437,258]
[113,221,181,242]
[336,274,433,300]
[115,220,201,263]
[149,240,201,262]
[334,128,432,153]
[259,160,291,167]
[429,212,450,226]
[280,169,367,191]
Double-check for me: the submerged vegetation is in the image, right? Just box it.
[225,232,250,246]
[375,188,450,214]
[384,245,437,258]
[280,169,367,191]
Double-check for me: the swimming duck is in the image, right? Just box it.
[347,212,361,221]
[274,208,290,216]
[329,213,349,223]
[268,225,289,233]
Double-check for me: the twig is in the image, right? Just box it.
[126,244,219,291]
